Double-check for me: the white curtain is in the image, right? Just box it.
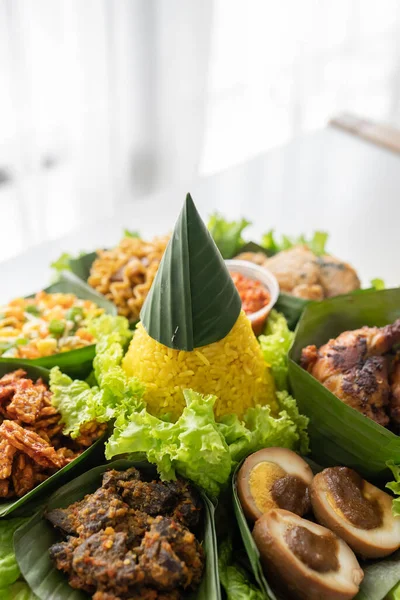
[1,0,400,262]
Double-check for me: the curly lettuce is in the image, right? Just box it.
[0,518,28,590]
[259,309,294,390]
[50,315,144,438]
[218,537,264,600]
[386,461,400,516]
[106,389,308,498]
[208,213,251,259]
[0,582,38,600]
[261,229,328,256]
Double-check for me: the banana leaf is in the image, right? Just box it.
[2,272,116,378]
[14,459,221,600]
[233,459,400,600]
[0,361,106,517]
[289,288,400,481]
[141,194,241,350]
[68,252,97,282]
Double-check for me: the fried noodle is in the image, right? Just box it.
[88,236,169,321]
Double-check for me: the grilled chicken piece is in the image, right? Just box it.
[301,320,400,426]
[390,358,400,427]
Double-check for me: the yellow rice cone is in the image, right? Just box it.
[123,311,277,421]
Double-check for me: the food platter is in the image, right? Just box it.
[1,193,399,600]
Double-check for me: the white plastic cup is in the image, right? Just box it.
[225,259,280,335]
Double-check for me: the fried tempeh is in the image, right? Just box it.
[6,379,46,423]
[0,420,66,469]
[0,479,10,498]
[0,438,17,479]
[12,453,35,497]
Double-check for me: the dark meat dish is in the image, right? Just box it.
[301,319,400,428]
[47,468,204,599]
[0,369,105,498]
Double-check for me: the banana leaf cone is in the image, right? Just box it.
[123,194,277,420]
[14,459,221,600]
[289,287,400,481]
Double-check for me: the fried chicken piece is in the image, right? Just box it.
[12,453,35,496]
[6,378,46,423]
[317,255,361,298]
[390,358,400,427]
[0,438,17,479]
[46,486,130,536]
[139,517,204,591]
[0,420,66,468]
[71,529,144,593]
[301,320,400,426]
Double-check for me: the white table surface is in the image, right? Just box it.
[2,127,399,302]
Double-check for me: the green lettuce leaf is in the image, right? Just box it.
[50,315,143,438]
[276,391,309,455]
[259,309,294,390]
[386,461,400,516]
[208,213,251,259]
[261,230,328,256]
[388,582,400,599]
[87,314,132,351]
[106,388,307,498]
[50,251,86,274]
[0,518,28,588]
[123,229,140,238]
[218,537,264,600]
[49,368,107,438]
[371,278,385,291]
[106,390,232,497]
[0,582,38,600]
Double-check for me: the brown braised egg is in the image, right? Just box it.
[311,466,400,559]
[253,509,364,600]
[236,448,313,522]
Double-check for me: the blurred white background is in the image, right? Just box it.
[1,0,400,261]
